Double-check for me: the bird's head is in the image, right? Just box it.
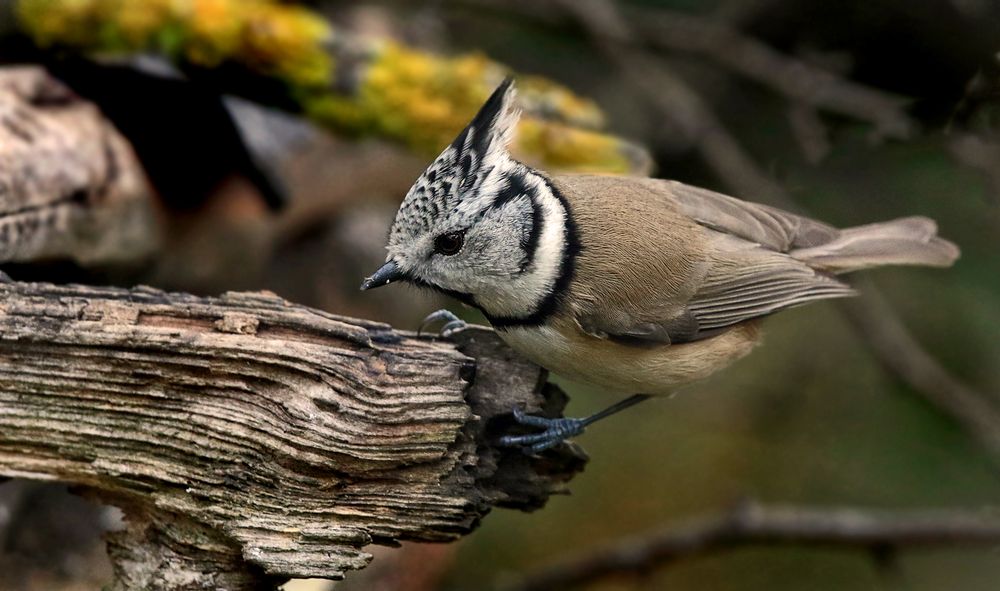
[362,79,574,326]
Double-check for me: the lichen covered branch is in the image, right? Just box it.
[13,0,651,175]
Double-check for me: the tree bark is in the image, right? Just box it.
[0,281,586,589]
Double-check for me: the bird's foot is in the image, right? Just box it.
[418,309,468,338]
[499,407,586,454]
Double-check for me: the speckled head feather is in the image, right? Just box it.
[389,78,520,243]
[382,78,576,324]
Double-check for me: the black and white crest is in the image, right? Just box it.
[390,78,521,242]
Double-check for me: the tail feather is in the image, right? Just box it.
[790,216,960,274]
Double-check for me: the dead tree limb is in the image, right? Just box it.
[0,281,586,589]
[0,66,158,265]
[505,501,1000,591]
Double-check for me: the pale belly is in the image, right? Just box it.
[496,319,761,395]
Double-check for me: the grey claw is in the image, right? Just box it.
[500,410,586,454]
[511,407,556,428]
[440,319,467,338]
[418,309,467,338]
[527,439,564,454]
[499,431,556,446]
[500,432,570,453]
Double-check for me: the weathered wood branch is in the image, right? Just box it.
[0,66,158,265]
[0,281,586,589]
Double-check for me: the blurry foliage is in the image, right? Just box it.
[18,0,333,85]
[16,0,650,174]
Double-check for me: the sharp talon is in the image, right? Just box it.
[418,309,456,336]
[501,395,650,453]
[527,440,562,454]
[500,432,558,446]
[418,309,468,338]
[440,319,467,338]
[500,411,586,452]
[511,407,556,428]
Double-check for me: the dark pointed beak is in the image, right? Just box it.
[360,260,403,291]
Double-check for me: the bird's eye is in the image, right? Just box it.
[434,231,465,256]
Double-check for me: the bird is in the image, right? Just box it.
[361,78,960,453]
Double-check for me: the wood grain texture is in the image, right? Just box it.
[0,281,586,588]
[0,66,157,265]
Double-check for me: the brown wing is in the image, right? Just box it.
[664,180,957,272]
[554,175,856,345]
[661,180,839,250]
[684,234,855,333]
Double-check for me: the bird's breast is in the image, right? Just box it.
[495,317,761,395]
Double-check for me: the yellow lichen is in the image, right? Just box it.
[115,0,176,49]
[518,75,605,129]
[239,3,332,87]
[17,0,332,88]
[184,0,243,66]
[332,41,504,151]
[514,118,644,175]
[17,0,103,47]
[15,0,650,175]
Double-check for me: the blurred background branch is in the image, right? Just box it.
[507,500,1000,591]
[840,281,1000,459]
[456,0,916,140]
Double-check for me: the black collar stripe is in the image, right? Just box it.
[486,177,579,329]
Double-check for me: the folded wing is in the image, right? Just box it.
[581,179,955,345]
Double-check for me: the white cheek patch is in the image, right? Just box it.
[474,174,567,318]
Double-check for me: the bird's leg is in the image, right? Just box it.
[500,394,652,454]
[418,309,469,338]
